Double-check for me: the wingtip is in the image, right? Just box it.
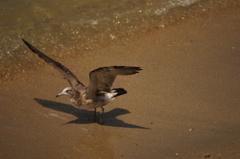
[22,39,39,54]
[22,39,27,44]
[22,39,31,48]
[134,67,143,73]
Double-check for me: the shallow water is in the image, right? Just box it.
[0,0,238,80]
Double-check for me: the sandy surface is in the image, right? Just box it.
[1,5,240,159]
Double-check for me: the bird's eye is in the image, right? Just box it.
[66,90,71,93]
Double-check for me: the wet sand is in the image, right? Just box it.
[1,5,240,159]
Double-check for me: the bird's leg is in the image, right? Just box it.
[93,108,97,123]
[98,107,104,125]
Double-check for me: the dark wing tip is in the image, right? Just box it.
[133,66,143,73]
[22,39,38,54]
[22,39,26,43]
[111,66,143,75]
[124,66,142,74]
[113,66,142,70]
[22,39,30,47]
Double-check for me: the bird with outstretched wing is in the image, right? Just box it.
[22,39,142,124]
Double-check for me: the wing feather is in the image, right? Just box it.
[86,66,142,98]
[22,39,86,93]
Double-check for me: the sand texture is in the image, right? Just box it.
[1,5,240,159]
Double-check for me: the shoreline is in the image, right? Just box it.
[1,3,240,159]
[1,0,239,84]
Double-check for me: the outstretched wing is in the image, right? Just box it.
[86,66,142,98]
[22,39,86,93]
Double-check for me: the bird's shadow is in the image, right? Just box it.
[34,98,149,129]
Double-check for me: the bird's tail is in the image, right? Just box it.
[112,88,127,97]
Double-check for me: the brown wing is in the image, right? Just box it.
[22,39,86,93]
[86,66,142,98]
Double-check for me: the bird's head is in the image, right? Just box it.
[56,87,74,98]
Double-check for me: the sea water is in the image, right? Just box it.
[0,0,237,79]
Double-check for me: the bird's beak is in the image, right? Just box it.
[56,93,61,98]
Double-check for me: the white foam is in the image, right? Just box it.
[154,0,200,16]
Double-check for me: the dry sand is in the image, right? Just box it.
[1,5,240,159]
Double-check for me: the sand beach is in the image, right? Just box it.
[0,2,240,159]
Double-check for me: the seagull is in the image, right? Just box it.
[22,39,142,124]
